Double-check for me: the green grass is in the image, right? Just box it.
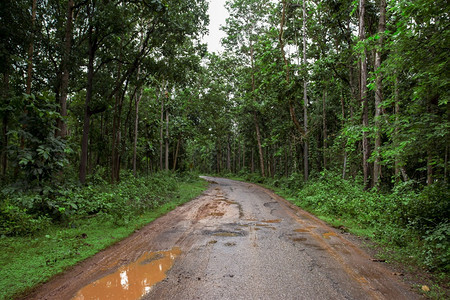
[0,177,207,300]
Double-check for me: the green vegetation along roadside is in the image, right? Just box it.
[226,171,449,299]
[0,172,208,300]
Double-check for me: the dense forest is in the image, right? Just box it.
[0,0,448,295]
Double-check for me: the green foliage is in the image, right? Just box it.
[0,199,50,236]
[0,172,184,236]
[7,93,69,188]
[397,182,450,232]
[423,222,450,272]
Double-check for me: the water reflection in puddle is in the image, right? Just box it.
[72,247,181,300]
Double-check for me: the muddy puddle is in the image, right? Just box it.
[72,247,181,300]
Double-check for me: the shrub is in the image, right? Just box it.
[0,199,50,236]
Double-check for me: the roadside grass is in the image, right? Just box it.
[0,176,207,300]
[224,172,449,299]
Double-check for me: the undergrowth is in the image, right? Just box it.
[0,172,207,300]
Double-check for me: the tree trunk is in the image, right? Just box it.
[26,0,37,95]
[132,86,143,176]
[165,110,169,171]
[250,43,265,177]
[427,154,433,185]
[323,89,327,169]
[359,0,370,188]
[227,139,231,171]
[56,0,74,138]
[341,95,347,179]
[251,148,254,173]
[159,90,164,171]
[172,137,180,171]
[1,72,9,176]
[394,75,400,180]
[79,23,97,184]
[111,53,124,183]
[302,0,309,182]
[242,144,246,171]
[373,0,386,186]
[253,112,265,177]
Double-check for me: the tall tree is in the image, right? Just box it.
[359,0,370,187]
[373,0,386,186]
[302,0,309,181]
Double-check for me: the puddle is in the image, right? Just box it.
[261,219,281,223]
[72,247,181,300]
[323,232,338,239]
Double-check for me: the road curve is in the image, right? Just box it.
[25,177,421,300]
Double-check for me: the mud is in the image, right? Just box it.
[72,247,181,300]
[25,177,422,300]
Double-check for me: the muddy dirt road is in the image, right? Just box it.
[26,177,421,300]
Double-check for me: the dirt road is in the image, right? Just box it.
[26,177,421,299]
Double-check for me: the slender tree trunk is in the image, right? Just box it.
[359,0,370,188]
[1,72,9,176]
[373,0,386,186]
[227,138,231,171]
[444,144,448,182]
[302,0,309,182]
[159,90,164,171]
[111,51,123,183]
[250,43,265,177]
[253,112,265,177]
[243,144,246,171]
[251,148,254,173]
[172,137,180,171]
[341,95,347,179]
[323,89,327,169]
[427,154,433,185]
[132,87,143,176]
[26,0,37,95]
[79,23,97,184]
[56,0,74,138]
[394,75,400,179]
[165,110,169,171]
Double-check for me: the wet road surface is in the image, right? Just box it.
[26,177,421,299]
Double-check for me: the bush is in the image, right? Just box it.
[400,182,450,232]
[422,222,450,271]
[0,172,189,234]
[0,199,50,236]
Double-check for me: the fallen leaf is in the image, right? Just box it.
[421,285,430,292]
